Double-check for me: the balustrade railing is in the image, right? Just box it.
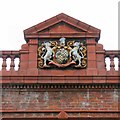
[0,50,120,73]
[105,50,120,71]
[0,51,20,71]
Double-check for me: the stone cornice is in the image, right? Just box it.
[25,32,100,39]
[2,110,119,119]
[1,75,120,84]
[2,83,120,90]
[2,109,120,113]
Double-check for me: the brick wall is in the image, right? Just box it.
[2,86,119,118]
[2,88,119,111]
[1,13,120,119]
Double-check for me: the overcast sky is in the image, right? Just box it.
[0,0,119,50]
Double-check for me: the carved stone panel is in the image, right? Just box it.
[38,38,87,69]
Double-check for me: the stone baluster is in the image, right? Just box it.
[104,58,107,70]
[18,58,20,70]
[118,55,120,71]
[10,55,15,71]
[2,55,7,70]
[14,56,20,71]
[110,55,115,71]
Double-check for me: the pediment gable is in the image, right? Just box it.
[24,13,101,42]
[39,21,84,33]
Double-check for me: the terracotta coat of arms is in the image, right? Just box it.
[38,38,87,68]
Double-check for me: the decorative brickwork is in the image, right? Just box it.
[1,13,120,120]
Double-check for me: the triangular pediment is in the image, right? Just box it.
[39,21,85,33]
[24,13,101,42]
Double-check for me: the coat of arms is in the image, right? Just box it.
[38,38,87,68]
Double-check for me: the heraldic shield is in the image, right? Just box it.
[38,38,87,68]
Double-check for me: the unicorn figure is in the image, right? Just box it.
[70,42,84,66]
[41,42,54,66]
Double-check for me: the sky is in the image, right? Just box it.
[0,0,119,50]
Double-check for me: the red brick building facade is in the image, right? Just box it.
[1,13,120,120]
